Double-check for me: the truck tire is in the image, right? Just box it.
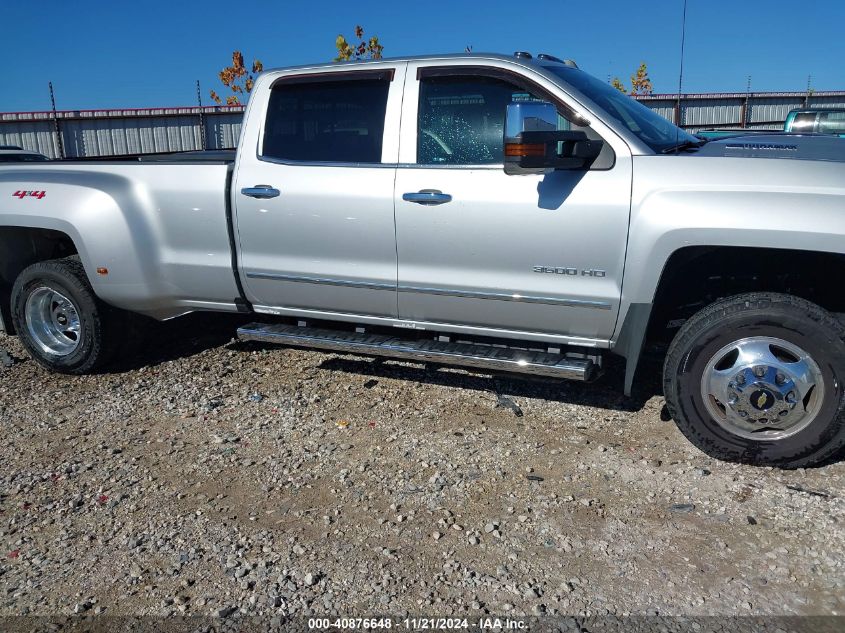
[11,257,121,374]
[663,292,845,468]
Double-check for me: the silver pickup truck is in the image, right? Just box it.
[2,53,844,468]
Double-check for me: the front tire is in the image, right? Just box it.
[11,258,121,374]
[664,292,845,468]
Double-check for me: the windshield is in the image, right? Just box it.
[545,66,700,152]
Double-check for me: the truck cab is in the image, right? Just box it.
[233,55,631,348]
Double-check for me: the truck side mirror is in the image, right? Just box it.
[504,101,603,175]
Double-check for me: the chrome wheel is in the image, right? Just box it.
[700,336,824,440]
[24,286,83,356]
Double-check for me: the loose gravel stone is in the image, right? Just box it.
[0,317,842,618]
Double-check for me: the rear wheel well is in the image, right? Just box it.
[0,227,79,334]
[647,246,845,346]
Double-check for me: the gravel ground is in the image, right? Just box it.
[0,314,842,620]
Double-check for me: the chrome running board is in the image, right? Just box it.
[237,322,596,381]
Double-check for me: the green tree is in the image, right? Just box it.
[210,51,263,105]
[610,77,626,93]
[335,25,384,61]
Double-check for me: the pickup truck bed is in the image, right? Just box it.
[0,160,242,318]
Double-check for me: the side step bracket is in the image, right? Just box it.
[237,322,596,381]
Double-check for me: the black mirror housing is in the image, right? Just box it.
[503,102,603,175]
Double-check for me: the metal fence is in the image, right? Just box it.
[0,106,245,159]
[3,91,845,159]
[637,91,845,131]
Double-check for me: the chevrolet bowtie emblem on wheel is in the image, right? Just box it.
[750,389,776,411]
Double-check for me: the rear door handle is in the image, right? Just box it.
[241,185,280,199]
[402,190,452,205]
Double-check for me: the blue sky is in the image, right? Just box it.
[3,0,842,112]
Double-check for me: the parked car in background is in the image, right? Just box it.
[0,148,50,162]
[784,108,845,136]
[697,109,845,140]
[695,128,783,140]
[1,52,845,468]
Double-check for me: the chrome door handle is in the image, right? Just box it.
[402,190,452,205]
[241,185,280,199]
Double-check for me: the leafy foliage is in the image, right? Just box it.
[630,62,653,95]
[211,27,385,103]
[335,25,384,62]
[210,51,264,105]
[610,63,654,95]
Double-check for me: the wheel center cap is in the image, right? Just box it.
[749,388,776,411]
[701,336,825,441]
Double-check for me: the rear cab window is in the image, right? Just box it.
[788,112,817,132]
[817,112,845,135]
[261,71,392,164]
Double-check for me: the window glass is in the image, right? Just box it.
[546,66,700,152]
[790,112,816,132]
[817,111,845,134]
[0,153,48,162]
[263,77,390,163]
[417,75,578,165]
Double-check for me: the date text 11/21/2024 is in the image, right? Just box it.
[307,617,528,630]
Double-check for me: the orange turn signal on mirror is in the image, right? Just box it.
[96,267,109,275]
[504,143,546,157]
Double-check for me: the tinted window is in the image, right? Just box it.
[0,153,49,162]
[789,112,816,132]
[818,112,845,134]
[546,66,701,152]
[263,77,390,163]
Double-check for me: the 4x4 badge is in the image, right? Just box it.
[12,190,46,200]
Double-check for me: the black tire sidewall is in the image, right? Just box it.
[11,263,106,373]
[670,300,845,466]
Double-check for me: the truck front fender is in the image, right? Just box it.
[613,155,845,396]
